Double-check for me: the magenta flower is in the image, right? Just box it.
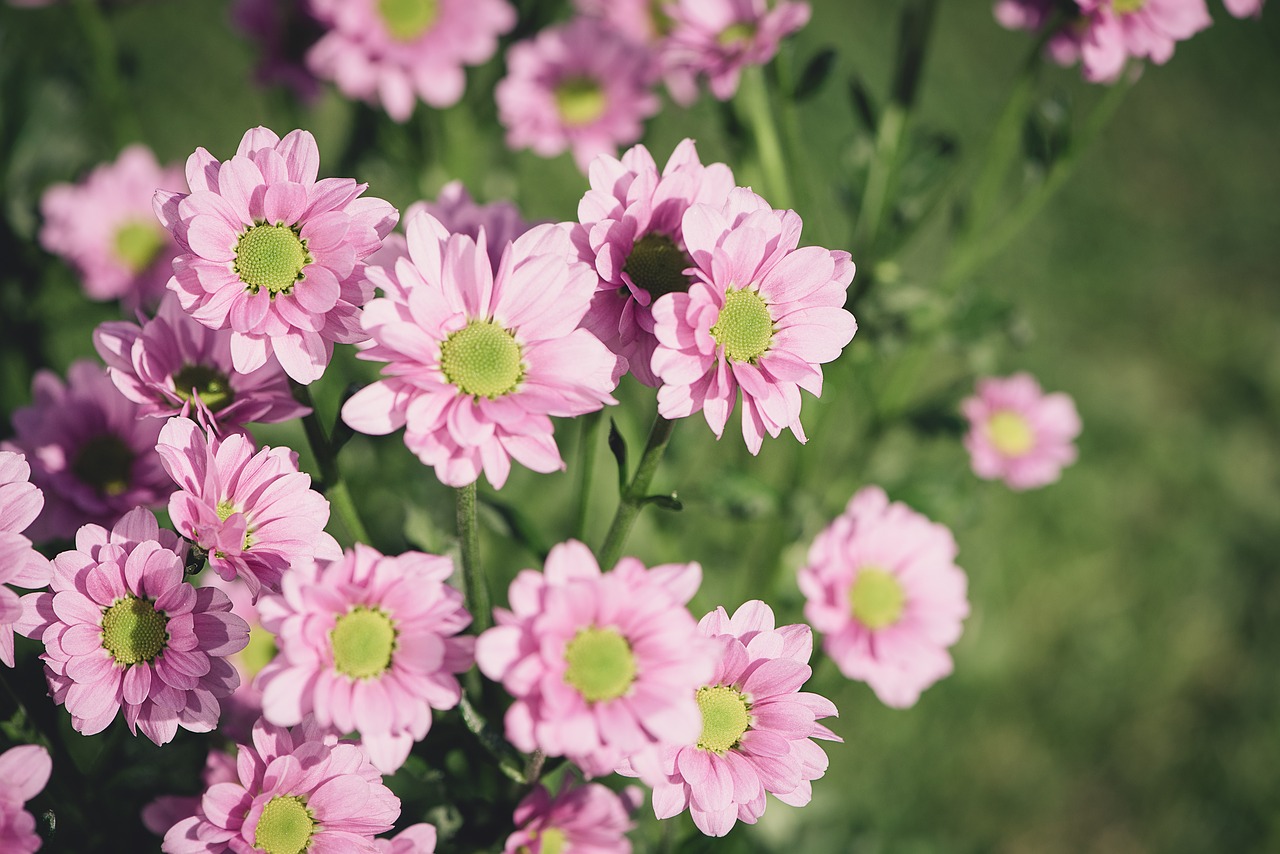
[650,189,857,453]
[254,544,474,774]
[163,715,400,854]
[156,416,341,600]
[798,487,969,708]
[142,749,238,838]
[154,126,398,384]
[0,745,51,854]
[341,211,619,489]
[0,452,53,668]
[961,372,1082,490]
[503,779,639,854]
[230,0,324,102]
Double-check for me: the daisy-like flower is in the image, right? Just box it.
[476,540,715,781]
[650,188,857,453]
[15,508,249,744]
[961,372,1082,490]
[1223,0,1263,16]
[798,486,970,708]
[163,715,400,854]
[154,126,398,384]
[156,416,341,600]
[341,211,619,489]
[1069,0,1212,83]
[574,0,678,45]
[306,0,516,121]
[0,452,53,668]
[0,745,52,854]
[496,17,661,171]
[39,144,184,310]
[503,779,640,854]
[254,544,474,774]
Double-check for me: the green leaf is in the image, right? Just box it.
[641,493,683,512]
[794,48,837,102]
[847,72,879,132]
[607,417,629,492]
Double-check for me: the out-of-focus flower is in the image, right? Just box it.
[1223,0,1263,16]
[961,372,1082,490]
[230,0,324,102]
[0,745,52,854]
[503,779,639,854]
[0,452,53,668]
[375,824,438,853]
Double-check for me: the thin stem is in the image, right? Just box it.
[458,693,526,784]
[597,415,677,569]
[737,65,793,209]
[456,481,491,633]
[292,382,371,545]
[572,411,602,540]
[70,0,139,148]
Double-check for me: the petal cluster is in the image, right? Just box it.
[961,372,1082,490]
[0,745,52,854]
[503,779,639,854]
[0,452,53,667]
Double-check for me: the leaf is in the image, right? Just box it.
[641,493,683,512]
[794,48,837,102]
[607,417,629,492]
[847,72,879,132]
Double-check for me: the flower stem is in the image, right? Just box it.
[458,693,527,784]
[597,414,677,569]
[456,481,491,634]
[737,64,793,210]
[573,411,602,540]
[292,382,371,545]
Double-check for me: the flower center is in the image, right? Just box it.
[1112,0,1147,13]
[711,288,773,363]
[439,321,524,399]
[234,223,310,296]
[101,596,169,665]
[649,0,675,37]
[696,685,751,754]
[986,410,1035,457]
[254,795,315,854]
[377,0,440,40]
[330,606,397,680]
[562,626,636,703]
[113,220,166,274]
[624,232,693,301]
[555,76,607,127]
[849,567,906,630]
[70,434,135,497]
[718,21,756,48]
[216,499,238,522]
[173,364,234,411]
[535,828,567,854]
[240,624,278,678]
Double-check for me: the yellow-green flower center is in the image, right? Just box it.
[330,606,397,680]
[711,288,774,363]
[986,410,1035,457]
[71,434,135,497]
[240,623,278,678]
[439,321,524,399]
[624,232,693,301]
[649,0,675,37]
[234,223,310,295]
[113,220,167,274]
[849,567,906,630]
[254,795,315,854]
[378,0,440,40]
[696,685,751,754]
[101,596,169,665]
[215,499,238,522]
[555,77,607,127]
[173,364,234,412]
[1112,0,1147,13]
[718,22,756,48]
[563,626,636,703]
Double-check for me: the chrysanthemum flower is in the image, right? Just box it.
[1070,0,1212,82]
[0,452,53,668]
[0,744,51,854]
[163,715,400,854]
[576,139,735,387]
[476,540,715,781]
[961,372,1082,490]
[650,188,857,453]
[230,0,324,102]
[574,0,677,45]
[497,18,660,171]
[142,749,238,838]
[254,544,474,774]
[15,508,249,744]
[306,0,515,121]
[154,126,398,384]
[39,144,184,310]
[798,487,969,708]
[503,778,640,854]
[341,211,619,489]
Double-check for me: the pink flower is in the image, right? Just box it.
[254,544,474,774]
[39,144,184,310]
[497,18,661,171]
[1,361,174,541]
[650,189,857,453]
[306,0,515,121]
[163,715,400,854]
[503,779,639,854]
[15,508,249,744]
[374,824,437,853]
[993,0,1056,30]
[0,452,53,668]
[798,487,969,708]
[574,0,677,45]
[0,745,52,854]
[156,416,341,600]
[1223,0,1263,16]
[476,540,716,782]
[961,372,1082,490]
[576,139,735,387]
[230,0,324,102]
[1054,0,1212,82]
[341,211,619,489]
[142,749,238,838]
[154,126,398,384]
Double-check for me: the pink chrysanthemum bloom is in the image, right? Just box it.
[163,715,400,854]
[503,779,639,854]
[1,361,173,542]
[341,211,619,489]
[0,745,51,854]
[0,452,53,668]
[156,416,341,600]
[574,0,677,44]
[961,372,1082,491]
[154,126,398,384]
[15,508,249,744]
[230,0,324,102]
[254,543,474,774]
[798,486,970,708]
[1223,0,1263,16]
[39,144,184,310]
[650,188,857,453]
[306,0,515,121]
[576,139,735,387]
[497,18,660,171]
[1064,0,1212,82]
[476,540,715,781]
[142,749,239,839]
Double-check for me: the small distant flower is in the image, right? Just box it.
[255,544,474,774]
[497,18,661,171]
[574,0,678,45]
[39,144,184,310]
[142,749,238,838]
[503,779,640,854]
[0,745,52,854]
[156,416,341,600]
[961,372,1082,490]
[798,487,969,708]
[230,0,325,102]
[0,452,53,668]
[306,0,515,121]
[650,188,857,453]
[375,824,438,854]
[154,126,398,384]
[341,211,619,489]
[1223,0,1263,15]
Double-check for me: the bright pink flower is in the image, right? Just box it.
[15,508,249,744]
[142,749,238,838]
[374,824,437,854]
[306,0,515,121]
[163,715,400,854]
[650,189,857,453]
[254,544,474,774]
[341,211,619,489]
[1223,0,1263,16]
[0,452,53,668]
[503,779,639,854]
[497,18,661,171]
[156,416,341,600]
[230,0,324,102]
[961,372,1082,490]
[476,540,715,782]
[0,745,51,854]
[154,126,398,384]
[798,487,969,708]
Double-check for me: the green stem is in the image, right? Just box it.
[572,411,602,540]
[293,383,371,545]
[456,481,491,633]
[70,0,139,148]
[458,693,526,783]
[597,415,677,569]
[737,65,793,209]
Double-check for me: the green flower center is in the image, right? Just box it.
[113,220,167,274]
[710,288,774,363]
[101,596,169,665]
[536,827,567,854]
[624,233,693,301]
[555,76,607,127]
[240,623,278,678]
[216,499,238,522]
[1112,0,1147,13]
[718,22,756,48]
[71,434,135,497]
[173,364,234,412]
[849,567,906,630]
[234,223,310,296]
[254,795,315,854]
[696,685,751,754]
[439,321,524,399]
[330,606,397,680]
[563,626,636,703]
[987,410,1035,457]
[378,0,439,40]
[649,0,675,37]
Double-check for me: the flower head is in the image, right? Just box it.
[1223,0,1263,16]
[961,372,1082,490]
[0,452,53,668]
[503,778,639,854]
[0,745,52,854]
